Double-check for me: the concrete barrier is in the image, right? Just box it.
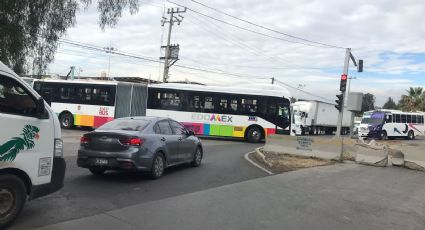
[264,135,342,160]
[399,145,425,171]
[354,140,388,167]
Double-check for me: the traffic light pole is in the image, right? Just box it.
[335,48,351,138]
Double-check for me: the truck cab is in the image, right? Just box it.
[0,61,65,228]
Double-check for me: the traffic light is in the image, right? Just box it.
[340,74,347,92]
[335,94,344,111]
[358,59,363,72]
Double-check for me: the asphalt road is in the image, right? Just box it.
[11,130,265,230]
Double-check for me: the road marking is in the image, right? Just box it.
[244,151,274,175]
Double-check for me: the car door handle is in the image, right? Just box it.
[161,137,166,142]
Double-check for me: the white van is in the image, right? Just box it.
[0,62,65,227]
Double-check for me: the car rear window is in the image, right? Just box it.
[97,119,151,131]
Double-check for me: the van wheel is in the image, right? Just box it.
[0,175,27,228]
[89,168,106,176]
[59,113,74,129]
[246,126,263,143]
[407,131,415,140]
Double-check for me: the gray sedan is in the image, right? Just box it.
[77,117,203,179]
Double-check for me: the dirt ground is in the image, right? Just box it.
[250,149,334,173]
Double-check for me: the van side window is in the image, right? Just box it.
[0,75,38,117]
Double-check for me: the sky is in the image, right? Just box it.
[48,0,425,106]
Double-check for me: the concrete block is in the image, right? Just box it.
[400,146,425,171]
[354,140,388,167]
[264,135,342,160]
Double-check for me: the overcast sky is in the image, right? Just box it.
[48,0,425,106]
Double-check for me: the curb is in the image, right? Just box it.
[244,148,274,175]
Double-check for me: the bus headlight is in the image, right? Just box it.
[54,139,64,158]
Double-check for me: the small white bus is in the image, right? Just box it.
[358,109,425,140]
[0,62,65,227]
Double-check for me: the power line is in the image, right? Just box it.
[57,38,334,102]
[274,79,333,102]
[167,0,342,49]
[187,0,345,49]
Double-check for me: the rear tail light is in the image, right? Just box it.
[80,136,91,144]
[120,137,143,146]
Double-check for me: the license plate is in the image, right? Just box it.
[94,158,108,165]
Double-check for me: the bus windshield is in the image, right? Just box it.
[361,112,385,125]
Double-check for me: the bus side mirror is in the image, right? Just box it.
[36,97,46,119]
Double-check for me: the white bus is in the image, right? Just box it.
[146,83,292,142]
[34,80,292,142]
[33,79,148,129]
[1,62,65,227]
[358,109,425,140]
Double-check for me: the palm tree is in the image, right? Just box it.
[399,87,424,111]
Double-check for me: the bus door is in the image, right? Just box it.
[276,103,291,135]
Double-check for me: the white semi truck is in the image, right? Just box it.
[292,100,353,135]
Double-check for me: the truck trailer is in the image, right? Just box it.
[292,100,353,135]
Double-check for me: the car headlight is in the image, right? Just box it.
[54,139,64,158]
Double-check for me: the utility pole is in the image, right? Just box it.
[336,48,351,138]
[271,77,275,84]
[161,7,186,82]
[104,44,115,80]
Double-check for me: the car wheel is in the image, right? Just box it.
[407,130,415,140]
[150,153,165,179]
[0,175,27,228]
[191,147,203,167]
[89,167,106,176]
[59,112,74,129]
[246,126,263,143]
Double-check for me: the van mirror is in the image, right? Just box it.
[36,97,46,118]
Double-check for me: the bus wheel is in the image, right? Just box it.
[0,175,27,228]
[407,131,415,140]
[59,112,74,129]
[380,131,388,140]
[246,126,263,143]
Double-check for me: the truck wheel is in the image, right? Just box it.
[0,175,27,228]
[246,126,263,143]
[301,126,305,135]
[59,112,74,129]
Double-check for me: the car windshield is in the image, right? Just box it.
[97,119,151,131]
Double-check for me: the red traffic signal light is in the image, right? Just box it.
[340,74,347,92]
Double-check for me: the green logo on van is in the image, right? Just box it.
[0,125,40,162]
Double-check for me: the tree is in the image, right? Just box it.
[382,97,397,110]
[0,0,139,75]
[398,87,424,111]
[361,93,375,113]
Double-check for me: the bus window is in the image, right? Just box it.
[401,114,407,123]
[385,114,392,123]
[230,99,238,112]
[241,98,257,114]
[412,115,417,124]
[219,99,228,112]
[406,114,412,123]
[204,96,214,111]
[395,114,401,123]
[160,92,181,110]
[419,115,424,124]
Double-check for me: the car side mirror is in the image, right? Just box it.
[187,130,195,136]
[36,97,46,119]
